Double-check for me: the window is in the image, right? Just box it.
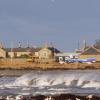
[44,53,46,57]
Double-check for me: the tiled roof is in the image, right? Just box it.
[4,47,60,53]
[48,47,60,53]
[56,52,80,56]
[93,46,100,50]
[5,47,41,52]
[81,46,100,55]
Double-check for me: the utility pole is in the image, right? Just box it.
[11,41,13,64]
[78,40,80,50]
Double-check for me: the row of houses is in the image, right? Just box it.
[56,46,100,62]
[0,42,100,62]
[0,44,60,63]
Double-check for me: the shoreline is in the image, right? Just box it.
[0,59,100,70]
[0,67,99,77]
[0,62,100,70]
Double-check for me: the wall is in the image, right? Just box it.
[0,48,6,58]
[8,52,30,58]
[79,55,100,61]
[38,48,53,59]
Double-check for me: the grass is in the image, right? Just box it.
[0,59,100,70]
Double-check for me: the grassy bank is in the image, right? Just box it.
[0,59,100,70]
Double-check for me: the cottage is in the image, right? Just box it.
[34,44,60,63]
[38,47,60,59]
[5,47,40,58]
[0,43,7,58]
[0,42,60,63]
[0,48,6,58]
[79,46,100,61]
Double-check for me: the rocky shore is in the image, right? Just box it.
[0,94,100,100]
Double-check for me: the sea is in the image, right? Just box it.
[0,69,100,97]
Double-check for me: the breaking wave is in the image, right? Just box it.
[13,70,100,89]
[1,70,100,96]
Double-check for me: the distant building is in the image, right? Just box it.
[33,44,60,63]
[75,40,100,61]
[2,43,60,63]
[5,47,40,58]
[55,52,80,62]
[38,44,60,59]
[0,48,6,58]
[0,43,7,58]
[79,46,100,61]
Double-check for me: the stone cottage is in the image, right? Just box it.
[79,46,100,61]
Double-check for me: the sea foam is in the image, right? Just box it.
[1,70,100,96]
[12,70,100,89]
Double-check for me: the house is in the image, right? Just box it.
[0,43,7,58]
[5,47,41,58]
[33,44,60,63]
[38,46,60,59]
[0,42,60,63]
[0,48,6,58]
[79,46,100,61]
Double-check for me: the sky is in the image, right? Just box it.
[0,0,100,51]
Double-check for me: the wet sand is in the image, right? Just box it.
[0,69,34,76]
[0,69,100,77]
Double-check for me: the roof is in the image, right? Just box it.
[4,46,60,53]
[81,46,100,55]
[93,45,100,50]
[56,52,80,57]
[48,47,60,53]
[5,47,41,52]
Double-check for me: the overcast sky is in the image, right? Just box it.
[0,0,100,51]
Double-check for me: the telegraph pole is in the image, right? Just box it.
[11,41,13,64]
